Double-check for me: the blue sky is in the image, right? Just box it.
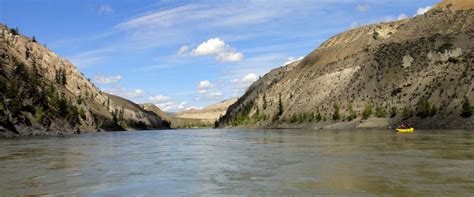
[0,0,439,111]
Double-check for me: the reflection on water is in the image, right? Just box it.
[0,129,473,195]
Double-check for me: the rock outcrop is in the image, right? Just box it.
[217,0,474,129]
[0,24,169,136]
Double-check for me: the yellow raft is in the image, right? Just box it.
[396,128,414,133]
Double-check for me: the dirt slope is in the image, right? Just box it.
[217,0,474,129]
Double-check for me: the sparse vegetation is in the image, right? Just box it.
[437,42,453,53]
[402,106,413,120]
[79,108,86,120]
[55,67,67,85]
[290,112,314,123]
[461,96,472,118]
[9,27,19,35]
[316,112,322,122]
[278,93,283,116]
[332,104,340,120]
[34,106,46,124]
[375,106,386,118]
[390,107,397,118]
[347,103,357,121]
[231,101,254,125]
[262,93,267,109]
[416,97,436,118]
[362,103,372,120]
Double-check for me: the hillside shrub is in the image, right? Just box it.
[461,96,472,118]
[375,106,386,118]
[416,97,432,118]
[347,103,357,121]
[362,103,372,120]
[430,104,437,117]
[389,107,397,118]
[262,93,267,110]
[333,104,340,120]
[34,106,46,124]
[9,27,19,35]
[278,93,283,116]
[402,106,413,120]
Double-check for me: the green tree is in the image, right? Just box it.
[35,106,46,124]
[32,35,37,42]
[10,27,19,35]
[333,103,340,120]
[347,103,357,121]
[461,96,472,118]
[402,106,413,120]
[278,93,283,116]
[55,67,67,85]
[112,109,118,123]
[430,104,437,117]
[390,107,397,118]
[362,103,373,120]
[262,93,267,110]
[416,97,432,118]
[118,108,124,122]
[79,108,86,120]
[375,106,386,118]
[316,112,322,122]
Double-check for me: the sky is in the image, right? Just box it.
[0,0,439,112]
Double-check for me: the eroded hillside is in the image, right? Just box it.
[217,1,474,129]
[0,24,169,136]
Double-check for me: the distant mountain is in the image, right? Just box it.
[0,24,169,136]
[142,98,238,128]
[175,98,238,120]
[217,0,474,129]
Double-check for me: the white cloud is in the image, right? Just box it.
[283,56,304,66]
[177,45,189,56]
[397,13,408,20]
[192,38,226,56]
[177,101,187,110]
[93,74,122,84]
[191,38,244,62]
[185,106,203,110]
[197,80,219,94]
[104,87,145,99]
[217,52,244,62]
[208,92,222,99]
[241,73,258,84]
[194,80,223,100]
[149,95,170,103]
[157,101,175,111]
[148,95,196,112]
[98,4,114,15]
[356,4,370,12]
[416,6,431,16]
[198,80,212,90]
[229,73,259,94]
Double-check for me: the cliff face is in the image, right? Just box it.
[217,1,474,129]
[0,24,169,136]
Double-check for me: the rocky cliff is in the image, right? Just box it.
[217,0,474,129]
[0,24,169,136]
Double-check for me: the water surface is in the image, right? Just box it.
[0,129,473,195]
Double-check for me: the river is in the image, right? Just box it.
[0,129,473,195]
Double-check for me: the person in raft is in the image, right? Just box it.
[398,123,408,129]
